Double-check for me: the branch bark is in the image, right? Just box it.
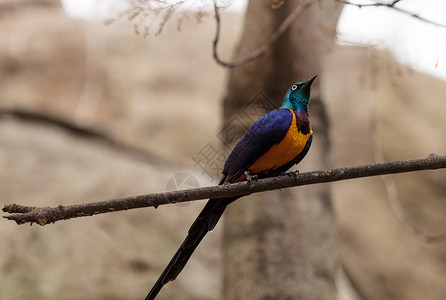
[337,0,446,28]
[3,154,445,226]
[212,0,315,68]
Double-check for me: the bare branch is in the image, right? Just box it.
[106,0,234,35]
[337,0,446,28]
[3,154,446,226]
[336,0,401,8]
[212,0,315,68]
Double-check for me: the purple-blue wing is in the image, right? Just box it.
[222,108,293,183]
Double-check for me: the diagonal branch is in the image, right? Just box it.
[212,0,315,67]
[3,154,446,226]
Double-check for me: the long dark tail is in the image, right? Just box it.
[145,195,239,300]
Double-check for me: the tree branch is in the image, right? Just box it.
[3,154,445,226]
[337,0,446,28]
[212,0,315,68]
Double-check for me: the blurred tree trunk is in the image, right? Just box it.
[221,1,343,299]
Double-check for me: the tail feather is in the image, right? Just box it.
[145,196,238,300]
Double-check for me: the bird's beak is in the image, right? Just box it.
[300,75,317,98]
[303,75,317,89]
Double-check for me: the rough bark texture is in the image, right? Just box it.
[5,154,445,226]
[222,1,343,299]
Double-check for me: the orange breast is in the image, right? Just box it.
[248,110,312,174]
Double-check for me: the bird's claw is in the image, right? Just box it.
[288,170,300,179]
[244,171,258,188]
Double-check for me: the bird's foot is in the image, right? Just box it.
[287,170,300,180]
[244,171,258,188]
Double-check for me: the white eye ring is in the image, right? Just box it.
[291,85,298,91]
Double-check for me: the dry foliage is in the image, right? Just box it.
[106,0,234,37]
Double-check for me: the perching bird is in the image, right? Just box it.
[145,75,317,300]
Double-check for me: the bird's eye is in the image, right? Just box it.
[291,84,298,91]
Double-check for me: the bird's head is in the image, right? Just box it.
[280,75,317,114]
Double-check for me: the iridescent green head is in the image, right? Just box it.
[280,75,317,114]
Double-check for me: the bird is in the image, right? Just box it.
[145,75,317,300]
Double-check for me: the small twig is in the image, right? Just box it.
[212,0,315,68]
[336,0,401,8]
[337,0,446,28]
[3,154,446,226]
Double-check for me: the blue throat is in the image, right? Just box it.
[280,92,309,114]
